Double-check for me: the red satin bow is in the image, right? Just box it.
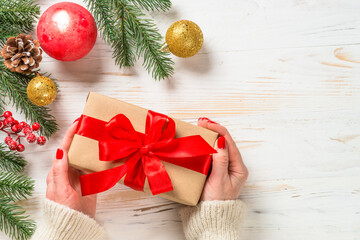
[77,110,216,196]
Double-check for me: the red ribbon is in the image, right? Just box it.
[77,110,216,196]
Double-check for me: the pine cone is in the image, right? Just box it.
[1,34,43,74]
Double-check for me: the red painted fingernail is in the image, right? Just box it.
[202,117,216,124]
[217,136,226,149]
[56,148,63,160]
[73,117,80,123]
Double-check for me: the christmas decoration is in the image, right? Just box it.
[37,2,97,61]
[1,1,59,239]
[0,142,35,240]
[0,171,33,201]
[1,34,43,74]
[0,6,58,138]
[85,0,174,80]
[0,66,59,137]
[0,0,40,46]
[36,136,46,146]
[0,189,35,240]
[26,75,57,107]
[68,93,218,206]
[164,20,203,58]
[0,111,46,152]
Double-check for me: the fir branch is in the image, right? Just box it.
[86,0,174,80]
[115,3,137,67]
[0,172,34,202]
[85,0,136,67]
[0,0,40,44]
[118,0,174,80]
[0,92,5,113]
[129,0,171,12]
[0,198,35,240]
[0,61,59,138]
[0,144,26,173]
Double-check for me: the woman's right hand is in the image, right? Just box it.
[198,117,248,201]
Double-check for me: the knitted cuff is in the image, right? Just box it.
[31,199,106,240]
[179,200,247,240]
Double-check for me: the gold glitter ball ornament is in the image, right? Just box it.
[27,75,57,106]
[165,20,203,58]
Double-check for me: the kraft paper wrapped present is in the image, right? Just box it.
[68,92,218,206]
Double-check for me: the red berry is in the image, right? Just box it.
[23,127,32,135]
[3,111,12,118]
[8,140,17,150]
[13,120,19,125]
[32,122,41,131]
[16,144,25,152]
[11,124,20,133]
[4,136,12,145]
[4,117,15,126]
[0,121,2,128]
[26,133,36,143]
[37,136,46,145]
[18,121,28,130]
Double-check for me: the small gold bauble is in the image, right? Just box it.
[165,20,203,58]
[27,75,57,106]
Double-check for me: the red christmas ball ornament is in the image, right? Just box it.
[37,2,97,61]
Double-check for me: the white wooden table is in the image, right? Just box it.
[2,0,360,239]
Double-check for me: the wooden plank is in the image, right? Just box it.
[1,0,360,239]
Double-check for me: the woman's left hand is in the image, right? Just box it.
[46,121,97,218]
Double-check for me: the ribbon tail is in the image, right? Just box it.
[123,151,146,191]
[124,159,146,191]
[143,156,173,195]
[80,164,128,196]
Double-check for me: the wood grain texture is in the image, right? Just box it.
[1,0,360,239]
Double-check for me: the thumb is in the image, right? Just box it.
[209,136,229,180]
[52,148,70,187]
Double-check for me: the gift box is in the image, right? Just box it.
[68,92,218,206]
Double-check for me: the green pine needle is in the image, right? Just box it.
[86,0,174,80]
[0,0,58,138]
[129,0,171,12]
[86,0,136,67]
[0,0,40,44]
[0,144,26,174]
[0,171,34,202]
[0,198,35,240]
[119,0,174,80]
[0,92,5,113]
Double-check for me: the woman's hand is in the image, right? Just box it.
[198,117,248,201]
[46,121,97,218]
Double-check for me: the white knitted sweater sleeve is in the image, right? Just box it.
[178,200,247,240]
[31,198,106,240]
